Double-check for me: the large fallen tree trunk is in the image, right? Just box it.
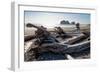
[24,40,90,61]
[36,41,90,54]
[63,33,88,44]
[64,41,90,53]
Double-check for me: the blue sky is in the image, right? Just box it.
[24,11,90,27]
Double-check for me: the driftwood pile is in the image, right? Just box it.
[24,23,90,61]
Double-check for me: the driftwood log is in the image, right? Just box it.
[36,41,90,54]
[25,23,90,61]
[63,33,88,44]
[54,27,72,39]
[24,40,90,61]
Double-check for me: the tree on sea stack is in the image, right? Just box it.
[60,20,70,24]
[76,22,80,31]
[71,21,75,25]
[60,20,66,24]
[66,20,70,24]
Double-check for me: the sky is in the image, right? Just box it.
[24,11,90,27]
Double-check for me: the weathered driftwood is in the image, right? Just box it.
[24,39,38,53]
[64,41,90,53]
[36,41,90,54]
[24,32,89,54]
[24,40,90,61]
[24,23,90,61]
[63,33,87,44]
[54,27,72,39]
